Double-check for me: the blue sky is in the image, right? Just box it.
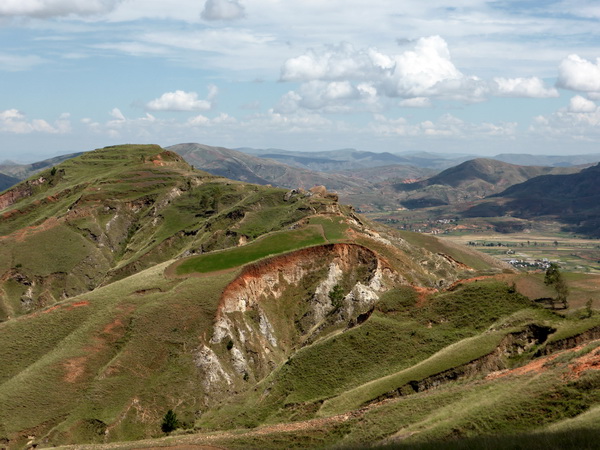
[1,0,600,161]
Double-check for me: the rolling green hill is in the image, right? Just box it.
[0,144,599,449]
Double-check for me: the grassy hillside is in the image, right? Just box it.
[0,145,342,319]
[1,144,599,449]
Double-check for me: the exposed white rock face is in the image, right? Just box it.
[231,346,248,374]
[258,308,277,347]
[211,316,233,344]
[200,243,394,401]
[194,345,231,391]
[311,262,344,322]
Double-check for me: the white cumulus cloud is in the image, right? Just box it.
[0,0,121,17]
[0,109,71,134]
[201,0,245,21]
[383,36,465,98]
[278,36,544,113]
[109,107,126,121]
[146,86,217,112]
[492,77,559,98]
[567,95,597,113]
[557,54,600,94]
[281,43,391,82]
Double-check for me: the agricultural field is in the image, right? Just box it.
[369,210,600,274]
[441,232,600,274]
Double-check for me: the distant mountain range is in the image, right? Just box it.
[238,147,472,170]
[167,143,374,192]
[493,153,600,167]
[463,163,600,236]
[392,158,585,209]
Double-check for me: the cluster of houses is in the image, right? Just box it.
[506,258,551,270]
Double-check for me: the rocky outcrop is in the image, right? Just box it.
[536,325,600,356]
[198,243,395,398]
[375,324,555,401]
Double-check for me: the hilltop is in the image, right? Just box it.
[393,158,583,209]
[464,163,600,236]
[0,144,599,449]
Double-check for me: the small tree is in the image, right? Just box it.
[161,409,179,433]
[544,263,569,309]
[329,284,345,309]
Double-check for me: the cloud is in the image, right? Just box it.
[109,107,126,121]
[530,98,600,142]
[399,97,432,108]
[568,95,597,113]
[557,54,600,94]
[187,112,236,126]
[0,0,121,17]
[492,77,559,98]
[280,42,392,82]
[146,86,217,112]
[277,36,567,115]
[0,53,46,71]
[201,0,245,21]
[370,113,517,138]
[0,109,71,134]
[281,36,477,99]
[383,36,466,98]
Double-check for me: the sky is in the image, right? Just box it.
[1,0,600,162]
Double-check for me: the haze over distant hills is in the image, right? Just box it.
[238,147,474,171]
[167,142,376,193]
[493,153,600,167]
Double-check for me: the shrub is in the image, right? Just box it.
[161,409,179,433]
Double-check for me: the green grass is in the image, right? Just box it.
[318,330,507,416]
[544,315,600,344]
[308,216,349,241]
[0,260,237,447]
[175,226,326,274]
